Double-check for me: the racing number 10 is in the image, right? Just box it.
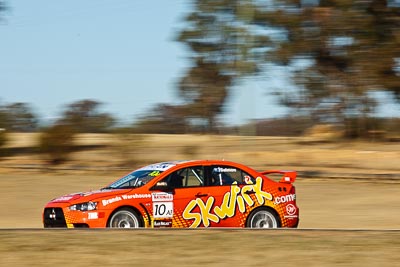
[153,202,173,218]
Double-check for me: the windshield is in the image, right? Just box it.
[104,169,163,189]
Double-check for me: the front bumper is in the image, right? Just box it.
[43,207,68,228]
[43,206,107,228]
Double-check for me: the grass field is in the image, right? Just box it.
[1,133,399,266]
[2,133,400,176]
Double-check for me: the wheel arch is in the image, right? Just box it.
[107,205,145,227]
[245,206,282,228]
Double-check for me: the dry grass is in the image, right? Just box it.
[1,133,400,266]
[1,133,400,176]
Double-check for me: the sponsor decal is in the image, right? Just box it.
[286,204,296,215]
[152,192,173,202]
[152,192,174,218]
[53,196,73,202]
[149,170,161,177]
[244,175,253,184]
[284,203,297,219]
[102,196,122,206]
[101,194,151,207]
[157,181,168,187]
[121,193,151,200]
[138,163,176,171]
[153,220,173,228]
[274,194,296,205]
[153,202,174,218]
[213,167,237,173]
[88,212,98,220]
[183,177,273,227]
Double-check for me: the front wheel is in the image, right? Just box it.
[108,208,142,228]
[246,207,280,228]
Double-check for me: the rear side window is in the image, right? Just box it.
[209,165,254,186]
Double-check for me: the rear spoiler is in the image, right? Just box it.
[261,170,297,184]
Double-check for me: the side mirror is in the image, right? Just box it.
[150,181,172,191]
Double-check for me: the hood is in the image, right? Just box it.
[49,188,133,204]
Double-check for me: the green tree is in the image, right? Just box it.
[177,0,272,131]
[253,0,400,137]
[60,99,115,133]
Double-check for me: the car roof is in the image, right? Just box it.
[137,160,252,172]
[136,161,194,171]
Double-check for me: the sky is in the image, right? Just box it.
[0,1,398,126]
[0,0,290,126]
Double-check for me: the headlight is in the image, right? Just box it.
[69,201,97,211]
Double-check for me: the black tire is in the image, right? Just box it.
[246,207,281,228]
[108,208,142,228]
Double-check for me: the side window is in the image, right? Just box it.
[163,166,204,188]
[182,166,204,187]
[210,166,255,186]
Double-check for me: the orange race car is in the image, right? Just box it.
[43,160,299,228]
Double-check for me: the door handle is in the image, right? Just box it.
[195,193,209,198]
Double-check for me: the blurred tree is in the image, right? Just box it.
[253,0,400,137]
[0,1,7,15]
[38,124,75,165]
[0,102,38,132]
[177,0,272,131]
[132,104,188,134]
[179,59,231,131]
[0,128,6,157]
[60,99,115,133]
[0,1,8,151]
[0,1,10,153]
[368,0,400,100]
[0,108,7,129]
[112,132,147,166]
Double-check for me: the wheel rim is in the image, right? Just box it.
[109,210,139,228]
[250,210,278,228]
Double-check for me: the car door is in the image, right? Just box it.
[200,165,257,227]
[171,164,257,228]
[155,164,209,228]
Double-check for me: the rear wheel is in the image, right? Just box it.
[246,207,280,228]
[108,208,142,228]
